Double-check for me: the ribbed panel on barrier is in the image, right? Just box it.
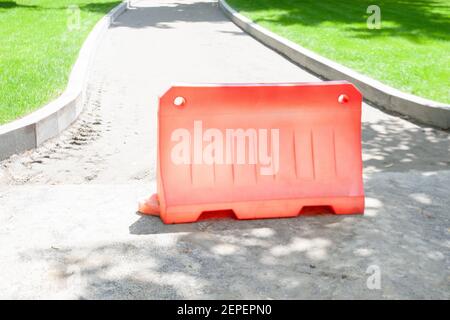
[139,82,364,224]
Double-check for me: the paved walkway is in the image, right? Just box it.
[0,0,449,299]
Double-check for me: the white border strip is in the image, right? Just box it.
[219,0,450,129]
[0,1,128,161]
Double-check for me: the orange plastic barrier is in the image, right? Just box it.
[139,82,364,224]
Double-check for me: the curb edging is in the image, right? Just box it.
[219,0,450,130]
[0,1,128,161]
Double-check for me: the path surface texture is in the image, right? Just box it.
[0,0,449,299]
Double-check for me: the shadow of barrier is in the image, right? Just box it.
[139,82,364,223]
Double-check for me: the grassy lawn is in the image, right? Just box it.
[0,0,120,125]
[227,0,450,104]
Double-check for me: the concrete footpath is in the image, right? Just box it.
[0,0,449,299]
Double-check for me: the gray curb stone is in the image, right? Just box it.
[0,1,128,161]
[219,0,450,130]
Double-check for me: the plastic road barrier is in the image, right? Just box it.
[139,82,364,223]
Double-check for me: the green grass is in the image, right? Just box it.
[227,0,450,104]
[0,0,120,124]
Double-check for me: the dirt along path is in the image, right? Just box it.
[0,0,449,299]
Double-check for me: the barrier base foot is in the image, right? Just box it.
[330,196,365,215]
[138,193,160,216]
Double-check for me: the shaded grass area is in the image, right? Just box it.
[0,0,120,124]
[227,0,450,103]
